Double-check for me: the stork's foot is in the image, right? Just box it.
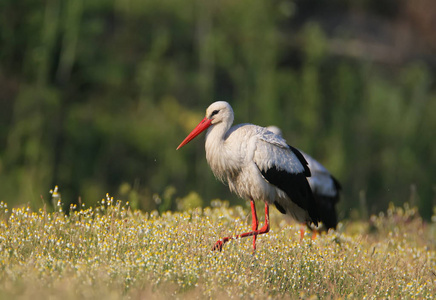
[212,202,270,252]
[212,237,230,251]
[212,240,223,251]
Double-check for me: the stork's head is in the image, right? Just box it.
[266,126,283,137]
[177,101,234,150]
[205,101,234,125]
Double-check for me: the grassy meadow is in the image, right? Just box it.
[0,195,435,299]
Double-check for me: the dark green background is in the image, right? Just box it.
[1,0,435,219]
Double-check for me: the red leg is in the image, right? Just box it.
[213,201,270,251]
[250,199,259,250]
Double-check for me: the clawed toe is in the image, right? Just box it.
[212,240,224,251]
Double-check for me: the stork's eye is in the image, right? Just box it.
[210,110,220,117]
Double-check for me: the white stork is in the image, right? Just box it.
[177,101,320,251]
[267,126,341,231]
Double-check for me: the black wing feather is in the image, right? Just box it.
[288,145,311,177]
[259,166,320,226]
[312,175,341,230]
[331,175,342,192]
[313,194,338,229]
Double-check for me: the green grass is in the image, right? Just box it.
[0,198,435,299]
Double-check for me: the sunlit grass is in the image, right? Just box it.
[0,197,435,299]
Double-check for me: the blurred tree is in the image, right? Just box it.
[0,0,435,220]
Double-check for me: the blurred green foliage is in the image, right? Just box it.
[0,0,435,219]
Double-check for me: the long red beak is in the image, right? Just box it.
[177,117,212,150]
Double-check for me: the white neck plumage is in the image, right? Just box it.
[205,120,234,182]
